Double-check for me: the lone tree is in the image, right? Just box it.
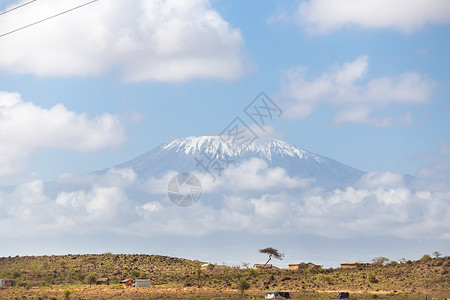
[432,251,441,259]
[86,274,97,287]
[259,247,284,267]
[238,279,250,298]
[372,257,390,266]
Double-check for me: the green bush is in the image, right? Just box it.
[368,273,378,284]
[86,274,97,287]
[130,270,141,278]
[420,254,432,262]
[238,279,250,298]
[76,273,86,281]
[63,289,71,300]
[247,268,258,277]
[12,270,22,279]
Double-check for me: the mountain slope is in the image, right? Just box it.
[115,136,364,190]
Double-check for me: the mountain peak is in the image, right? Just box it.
[162,136,324,162]
[113,135,364,190]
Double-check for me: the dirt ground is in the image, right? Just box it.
[0,285,449,300]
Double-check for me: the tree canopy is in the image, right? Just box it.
[259,247,284,266]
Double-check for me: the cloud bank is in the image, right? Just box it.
[294,0,450,35]
[1,155,448,240]
[0,91,125,177]
[278,56,434,127]
[0,0,247,81]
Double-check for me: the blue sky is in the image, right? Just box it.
[0,0,449,266]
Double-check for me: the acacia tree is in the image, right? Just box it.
[259,247,284,267]
[372,257,390,266]
[432,251,441,258]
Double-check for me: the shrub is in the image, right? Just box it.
[12,270,22,279]
[420,254,432,262]
[63,289,71,300]
[86,274,97,287]
[238,279,250,298]
[247,268,258,277]
[368,273,378,284]
[130,270,141,278]
[76,273,86,281]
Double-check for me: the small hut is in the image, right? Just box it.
[134,279,150,287]
[307,262,321,269]
[288,262,308,270]
[340,261,366,268]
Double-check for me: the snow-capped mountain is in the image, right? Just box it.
[115,136,364,190]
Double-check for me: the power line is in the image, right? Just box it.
[0,0,37,16]
[0,0,99,38]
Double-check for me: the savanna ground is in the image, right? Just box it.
[0,253,449,299]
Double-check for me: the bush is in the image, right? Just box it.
[86,274,97,287]
[420,254,432,262]
[368,273,378,284]
[12,270,22,279]
[76,273,86,281]
[238,279,250,298]
[130,270,141,278]
[63,289,71,300]
[247,268,258,277]
[388,261,398,266]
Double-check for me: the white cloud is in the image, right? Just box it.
[0,0,247,81]
[0,91,125,177]
[295,0,450,35]
[0,167,449,240]
[278,56,434,126]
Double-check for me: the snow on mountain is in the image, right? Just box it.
[163,136,323,162]
[115,136,365,190]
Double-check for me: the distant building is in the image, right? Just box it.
[134,279,150,287]
[340,261,367,268]
[306,262,322,269]
[288,262,308,270]
[288,262,321,270]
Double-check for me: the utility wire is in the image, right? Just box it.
[0,0,37,16]
[0,0,98,38]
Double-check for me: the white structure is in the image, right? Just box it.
[134,279,150,287]
[0,279,5,288]
[201,263,214,271]
[265,290,290,299]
